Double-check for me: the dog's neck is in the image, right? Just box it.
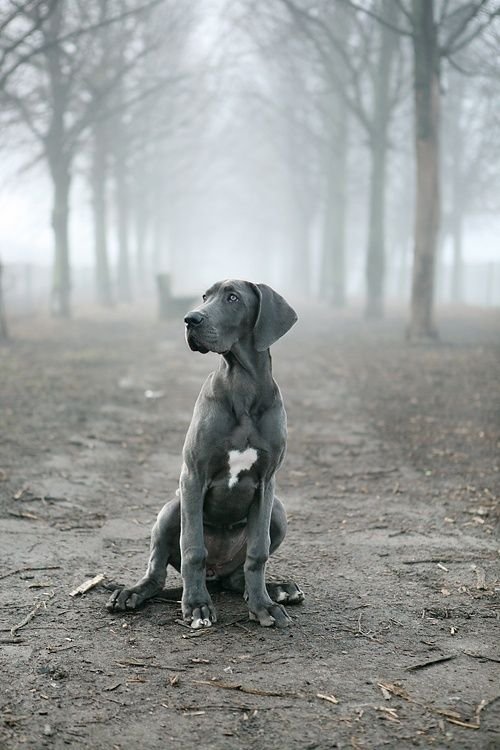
[217,335,275,415]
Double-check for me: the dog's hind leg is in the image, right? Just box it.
[107,497,181,612]
[220,497,304,606]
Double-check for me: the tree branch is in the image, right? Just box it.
[339,0,414,37]
[278,0,372,133]
[442,6,500,56]
[0,0,166,89]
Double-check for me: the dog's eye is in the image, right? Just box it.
[202,294,207,302]
[227,293,239,302]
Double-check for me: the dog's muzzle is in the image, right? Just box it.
[184,311,210,353]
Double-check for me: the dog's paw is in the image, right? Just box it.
[248,599,292,628]
[267,582,305,605]
[106,587,147,612]
[182,594,217,628]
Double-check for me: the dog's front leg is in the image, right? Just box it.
[244,479,292,628]
[179,466,216,629]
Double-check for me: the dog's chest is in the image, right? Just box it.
[227,447,258,488]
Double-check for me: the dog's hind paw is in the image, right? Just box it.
[266,582,304,605]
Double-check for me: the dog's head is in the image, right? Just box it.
[184,280,297,355]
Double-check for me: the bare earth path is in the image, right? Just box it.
[0,307,499,749]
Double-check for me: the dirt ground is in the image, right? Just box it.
[0,304,499,750]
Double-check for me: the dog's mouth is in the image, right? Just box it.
[189,340,210,354]
[185,328,212,354]
[185,326,232,355]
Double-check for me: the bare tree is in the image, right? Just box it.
[340,0,500,337]
[0,0,171,316]
[364,0,400,318]
[441,55,500,304]
[319,2,352,306]
[276,0,407,314]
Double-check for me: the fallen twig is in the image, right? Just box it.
[8,510,39,520]
[475,696,500,724]
[406,654,457,672]
[402,556,492,565]
[69,573,105,597]
[10,592,55,636]
[376,706,400,723]
[0,638,25,644]
[356,612,378,641]
[377,682,497,730]
[115,658,184,671]
[317,692,339,705]
[116,658,151,667]
[193,680,302,698]
[435,708,480,729]
[463,651,500,664]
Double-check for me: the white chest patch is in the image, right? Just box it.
[227,448,258,488]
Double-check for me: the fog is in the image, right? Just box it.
[1,5,499,738]
[1,0,500,332]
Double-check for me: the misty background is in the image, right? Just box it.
[1,0,499,335]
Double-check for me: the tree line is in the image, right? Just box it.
[0,0,209,320]
[237,0,500,339]
[0,0,499,341]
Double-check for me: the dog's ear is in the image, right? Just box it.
[251,283,298,351]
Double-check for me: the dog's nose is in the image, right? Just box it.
[184,311,204,327]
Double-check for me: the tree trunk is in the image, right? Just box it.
[133,160,150,290]
[114,151,132,303]
[408,0,440,340]
[450,210,463,303]
[0,259,9,341]
[135,201,149,289]
[151,162,168,275]
[91,118,113,307]
[448,75,465,305]
[284,102,312,297]
[365,140,387,317]
[320,5,352,306]
[364,0,398,319]
[45,4,72,319]
[289,204,311,296]
[320,106,347,306]
[49,160,72,318]
[112,67,132,303]
[435,222,448,304]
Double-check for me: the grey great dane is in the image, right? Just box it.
[107,279,304,628]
